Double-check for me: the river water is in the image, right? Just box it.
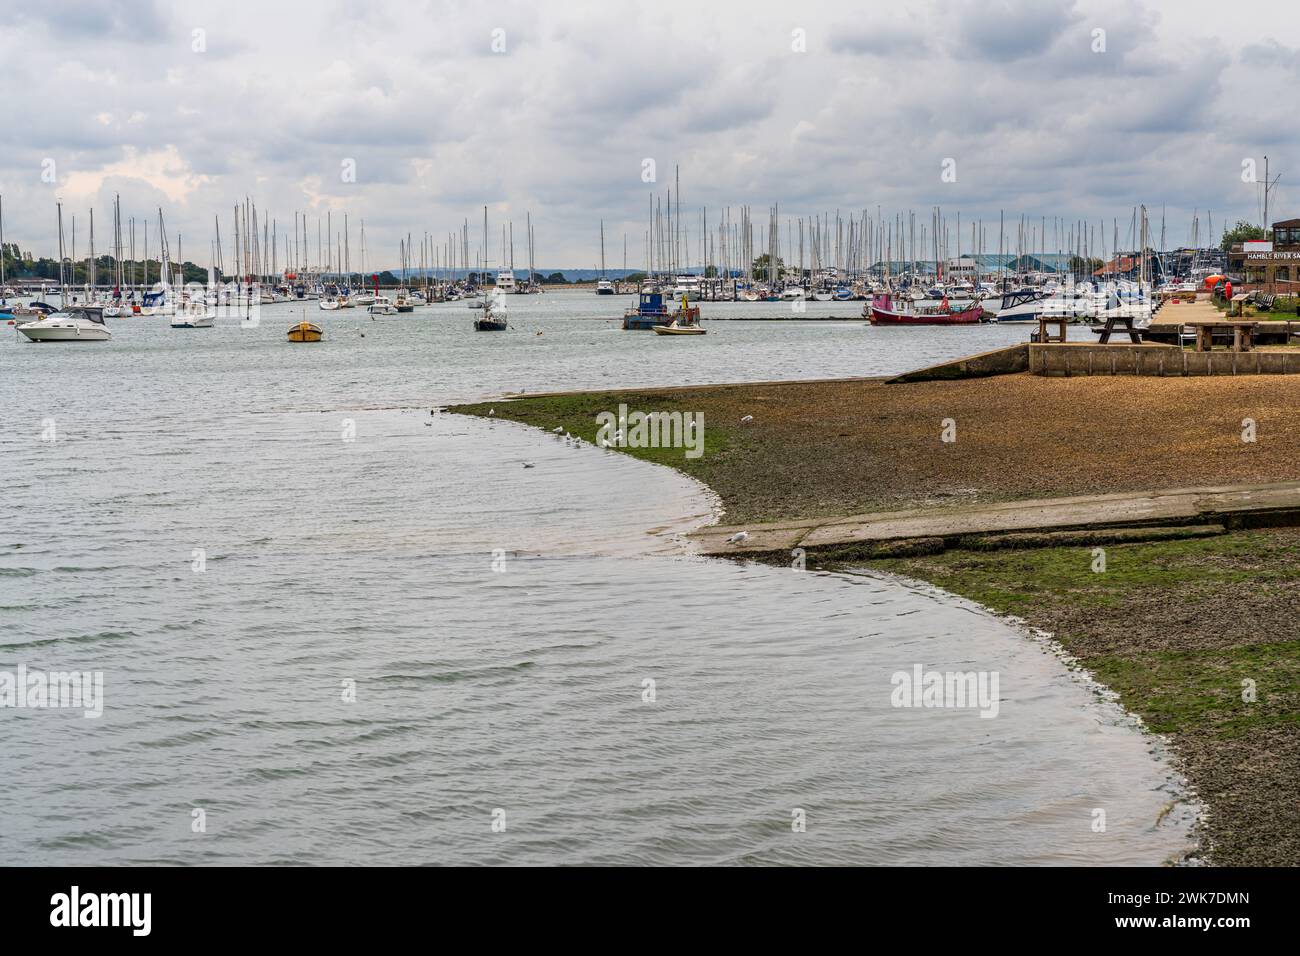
[0,292,1195,865]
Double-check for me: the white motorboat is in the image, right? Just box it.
[669,274,701,301]
[171,301,215,328]
[992,288,1046,324]
[368,296,397,315]
[17,306,112,342]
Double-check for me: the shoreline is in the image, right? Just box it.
[450,372,1300,865]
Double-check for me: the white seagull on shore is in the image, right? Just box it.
[727,532,750,545]
[553,426,564,433]
[740,415,754,424]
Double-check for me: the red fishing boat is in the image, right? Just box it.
[866,293,985,326]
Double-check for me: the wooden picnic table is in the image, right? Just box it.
[1097,311,1143,344]
[1185,319,1258,352]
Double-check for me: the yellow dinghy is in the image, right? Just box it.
[287,320,323,342]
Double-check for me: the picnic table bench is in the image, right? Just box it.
[1096,310,1143,344]
[1036,315,1068,343]
[1185,319,1258,352]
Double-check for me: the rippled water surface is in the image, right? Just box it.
[0,294,1194,864]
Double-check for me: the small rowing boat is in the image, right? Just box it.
[287,320,323,342]
[652,294,706,334]
[652,319,706,335]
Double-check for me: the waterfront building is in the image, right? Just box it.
[1228,217,1300,292]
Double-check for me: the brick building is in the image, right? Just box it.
[1229,218,1300,292]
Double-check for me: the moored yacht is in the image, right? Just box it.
[669,274,701,301]
[17,305,112,342]
[368,295,397,315]
[171,298,216,328]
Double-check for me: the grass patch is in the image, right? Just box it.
[1089,643,1300,736]
[452,392,738,474]
[871,533,1264,617]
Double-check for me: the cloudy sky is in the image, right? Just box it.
[1,0,1298,271]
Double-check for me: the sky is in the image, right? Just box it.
[1,0,1298,271]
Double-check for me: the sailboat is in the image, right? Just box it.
[473,206,508,331]
[596,220,614,294]
[0,193,15,314]
[102,197,130,317]
[473,289,509,331]
[170,233,215,327]
[352,222,375,306]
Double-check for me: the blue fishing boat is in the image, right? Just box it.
[622,291,671,330]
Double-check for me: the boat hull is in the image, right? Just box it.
[622,316,669,330]
[867,305,984,326]
[287,322,323,342]
[17,323,112,342]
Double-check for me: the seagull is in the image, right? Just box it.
[740,415,754,424]
[488,408,495,417]
[553,426,564,433]
[727,532,750,545]
[523,462,535,468]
